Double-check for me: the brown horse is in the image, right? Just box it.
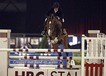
[44,14,68,49]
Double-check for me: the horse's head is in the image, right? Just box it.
[45,14,62,38]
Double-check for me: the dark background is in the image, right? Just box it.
[0,0,106,36]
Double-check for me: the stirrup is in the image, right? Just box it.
[41,31,46,36]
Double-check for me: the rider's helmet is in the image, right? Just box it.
[53,2,60,8]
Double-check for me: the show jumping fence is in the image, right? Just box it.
[81,37,106,76]
[0,36,106,76]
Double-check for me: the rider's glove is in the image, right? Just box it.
[45,18,47,22]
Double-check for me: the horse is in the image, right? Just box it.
[44,14,68,49]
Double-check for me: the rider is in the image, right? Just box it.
[41,2,66,35]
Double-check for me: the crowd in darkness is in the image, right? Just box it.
[0,0,106,35]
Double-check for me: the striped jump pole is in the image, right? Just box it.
[0,49,80,76]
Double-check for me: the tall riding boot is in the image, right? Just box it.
[41,26,47,35]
